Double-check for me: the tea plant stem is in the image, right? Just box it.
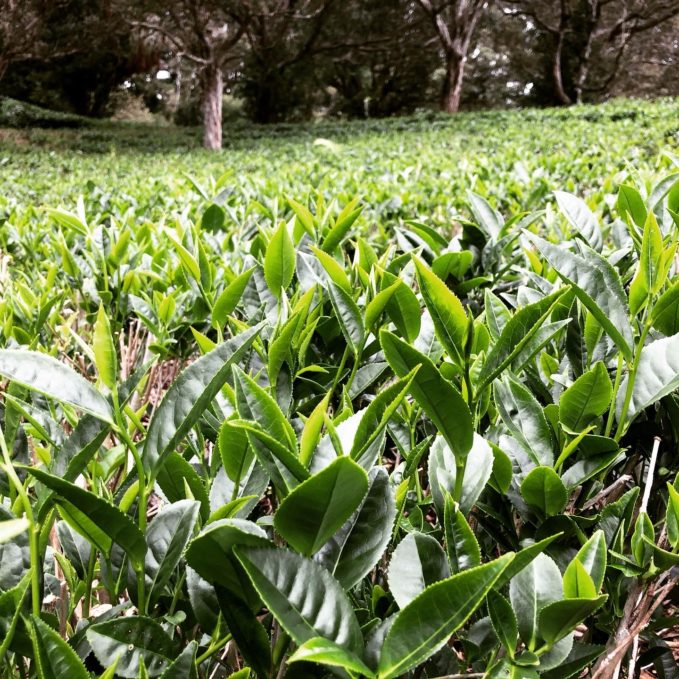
[614,319,652,442]
[604,353,624,438]
[112,390,148,613]
[82,547,97,619]
[329,345,350,396]
[454,459,466,503]
[196,634,232,665]
[28,525,41,618]
[344,346,363,398]
[607,436,661,679]
[273,629,291,677]
[0,426,41,618]
[463,367,477,426]
[627,631,640,679]
[640,436,661,514]
[168,570,187,616]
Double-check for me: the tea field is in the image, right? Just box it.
[1,98,679,679]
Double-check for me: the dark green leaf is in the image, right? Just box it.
[155,453,210,521]
[559,362,612,433]
[538,596,607,645]
[86,616,177,678]
[444,494,481,572]
[477,289,569,391]
[377,553,514,679]
[219,418,254,483]
[30,616,89,679]
[236,545,364,654]
[541,642,604,679]
[388,532,450,608]
[617,332,679,421]
[495,376,554,465]
[429,434,493,515]
[0,350,112,422]
[144,325,262,478]
[525,234,633,360]
[217,591,272,679]
[314,467,396,589]
[468,191,503,240]
[554,191,602,252]
[487,590,518,656]
[144,500,200,605]
[520,466,568,517]
[380,330,473,460]
[383,273,421,343]
[0,574,30,659]
[328,280,365,354]
[414,257,467,364]
[184,519,270,605]
[233,367,296,453]
[27,467,146,566]
[158,642,198,679]
[509,553,562,650]
[274,456,369,556]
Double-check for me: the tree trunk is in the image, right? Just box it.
[442,52,466,113]
[201,65,223,151]
[553,32,573,105]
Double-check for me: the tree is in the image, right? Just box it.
[502,0,679,105]
[130,1,245,149]
[610,15,679,99]
[235,0,350,124]
[315,0,437,118]
[0,0,58,81]
[414,0,489,112]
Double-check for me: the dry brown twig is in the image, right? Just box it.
[591,437,675,679]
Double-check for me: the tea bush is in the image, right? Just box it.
[1,100,679,678]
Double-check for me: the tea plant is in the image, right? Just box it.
[1,107,679,678]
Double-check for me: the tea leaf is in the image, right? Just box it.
[289,638,376,677]
[380,330,473,460]
[30,615,89,679]
[87,616,178,678]
[144,324,263,478]
[559,362,612,433]
[236,545,364,654]
[0,350,112,422]
[264,221,295,296]
[526,234,633,360]
[274,456,369,556]
[27,466,146,566]
[377,553,514,679]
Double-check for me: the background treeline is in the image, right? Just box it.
[1,0,678,148]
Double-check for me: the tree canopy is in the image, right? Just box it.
[1,0,677,148]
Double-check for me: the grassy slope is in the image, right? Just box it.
[1,98,678,231]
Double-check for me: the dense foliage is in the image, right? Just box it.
[2,0,679,143]
[1,103,679,678]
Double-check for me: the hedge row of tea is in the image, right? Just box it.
[1,101,679,678]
